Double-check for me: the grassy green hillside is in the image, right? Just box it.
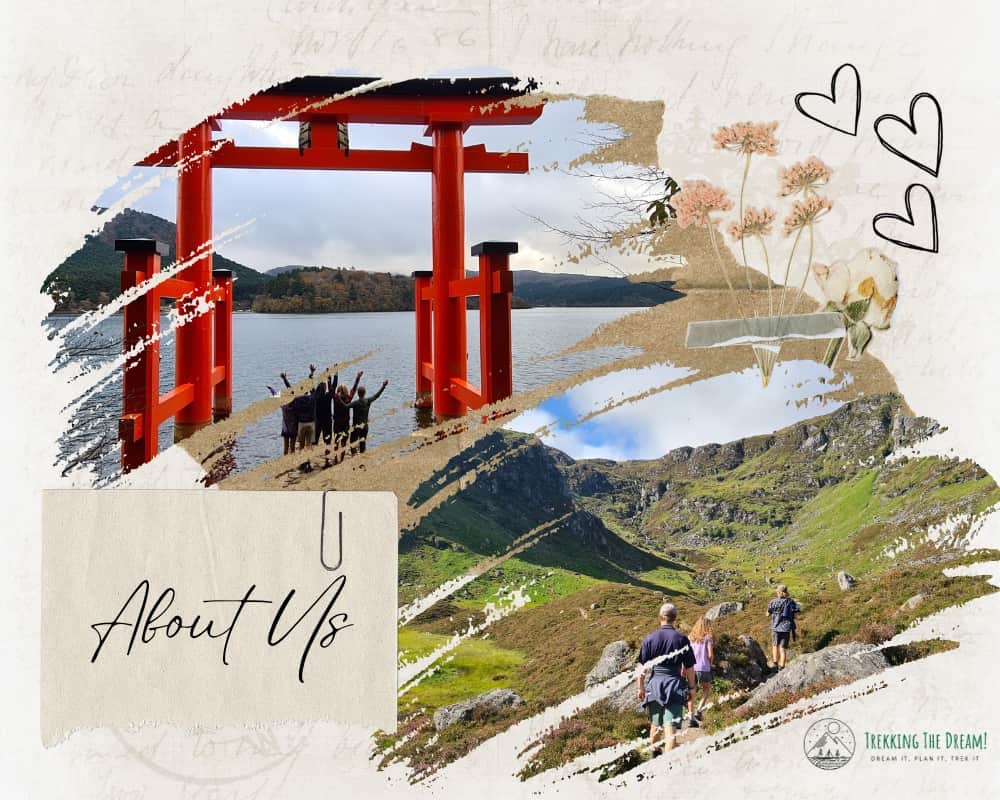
[383,394,1000,778]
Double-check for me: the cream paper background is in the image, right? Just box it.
[40,490,398,743]
[3,0,1000,796]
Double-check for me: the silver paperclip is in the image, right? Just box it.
[320,490,343,571]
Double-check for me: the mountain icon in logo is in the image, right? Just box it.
[803,718,856,770]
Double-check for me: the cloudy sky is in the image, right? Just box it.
[507,359,852,461]
[98,74,653,277]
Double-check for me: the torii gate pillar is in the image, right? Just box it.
[174,120,215,440]
[430,123,468,417]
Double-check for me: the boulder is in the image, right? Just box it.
[585,641,632,688]
[740,643,888,712]
[740,635,768,670]
[837,571,856,591]
[432,689,523,731]
[705,601,744,621]
[898,593,925,613]
[607,663,651,713]
[714,634,770,690]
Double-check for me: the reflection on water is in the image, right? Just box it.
[47,307,641,480]
[506,360,852,462]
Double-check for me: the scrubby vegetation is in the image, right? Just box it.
[381,394,1000,781]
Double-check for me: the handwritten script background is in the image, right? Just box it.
[3,0,1000,796]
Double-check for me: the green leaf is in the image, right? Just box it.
[848,321,872,357]
[844,297,871,322]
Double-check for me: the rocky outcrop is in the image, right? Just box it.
[585,641,632,688]
[740,643,888,711]
[714,634,770,689]
[705,601,744,621]
[837,571,857,590]
[433,689,524,731]
[564,462,615,497]
[801,426,829,453]
[693,568,742,593]
[892,413,942,451]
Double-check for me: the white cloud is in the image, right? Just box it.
[96,97,662,276]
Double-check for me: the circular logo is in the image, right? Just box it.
[803,718,856,770]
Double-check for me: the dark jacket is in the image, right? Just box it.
[349,383,386,427]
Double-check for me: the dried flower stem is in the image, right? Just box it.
[738,154,757,317]
[755,233,774,318]
[789,220,816,316]
[706,220,748,320]
[776,224,805,320]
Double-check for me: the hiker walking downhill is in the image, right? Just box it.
[636,602,696,755]
[686,615,714,728]
[767,584,801,670]
[349,379,388,455]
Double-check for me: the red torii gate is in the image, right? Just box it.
[117,76,543,472]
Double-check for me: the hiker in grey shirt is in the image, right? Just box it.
[766,584,801,670]
[349,379,388,455]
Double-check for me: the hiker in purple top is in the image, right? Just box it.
[686,615,714,727]
[767,584,801,670]
[636,602,696,755]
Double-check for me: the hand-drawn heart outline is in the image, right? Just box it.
[872,183,939,253]
[874,92,943,177]
[794,63,862,136]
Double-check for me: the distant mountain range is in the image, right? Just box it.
[43,209,682,313]
[42,209,270,312]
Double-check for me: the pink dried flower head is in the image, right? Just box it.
[812,262,830,280]
[778,157,833,197]
[673,180,733,228]
[728,207,777,241]
[783,195,833,236]
[711,121,780,156]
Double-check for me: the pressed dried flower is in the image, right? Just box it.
[783,195,832,236]
[728,207,777,240]
[711,121,780,156]
[778,156,833,197]
[674,180,733,228]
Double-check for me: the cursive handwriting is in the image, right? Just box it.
[91,577,354,683]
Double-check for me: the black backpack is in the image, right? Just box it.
[779,598,798,640]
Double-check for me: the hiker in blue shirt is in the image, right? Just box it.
[636,602,696,755]
[766,584,801,670]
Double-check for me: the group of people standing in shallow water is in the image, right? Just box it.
[268,365,388,462]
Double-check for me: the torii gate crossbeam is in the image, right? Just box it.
[117,77,543,472]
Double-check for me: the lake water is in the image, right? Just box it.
[48,308,641,479]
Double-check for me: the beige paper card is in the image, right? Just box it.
[41,490,397,745]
